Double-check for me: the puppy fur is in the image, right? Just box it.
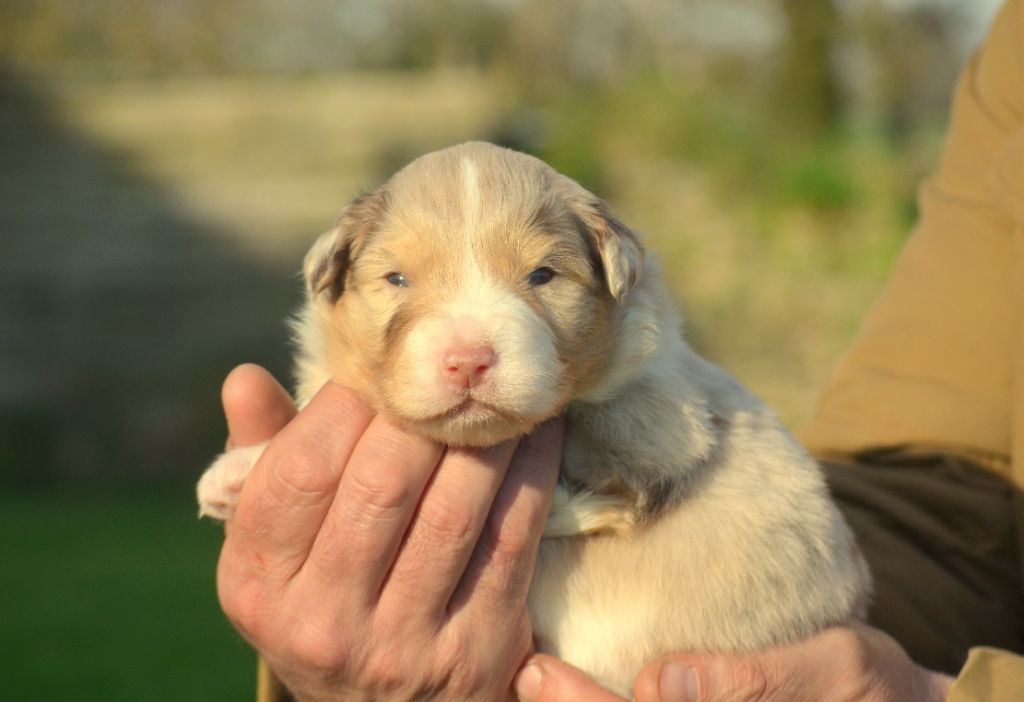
[198,142,871,695]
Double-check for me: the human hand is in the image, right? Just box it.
[514,623,954,702]
[214,363,564,701]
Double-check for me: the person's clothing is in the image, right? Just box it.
[823,454,1024,674]
[800,1,1024,696]
[948,648,1024,702]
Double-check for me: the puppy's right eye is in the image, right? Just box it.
[385,272,410,288]
[528,267,555,286]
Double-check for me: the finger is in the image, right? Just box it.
[452,418,563,620]
[379,438,518,622]
[222,363,296,449]
[637,645,821,702]
[633,658,704,702]
[222,382,374,582]
[633,625,913,702]
[514,654,628,702]
[300,414,444,606]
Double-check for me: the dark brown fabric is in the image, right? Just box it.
[823,452,1024,675]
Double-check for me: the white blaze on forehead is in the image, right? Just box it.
[460,156,482,246]
[458,154,490,309]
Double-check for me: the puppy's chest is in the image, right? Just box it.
[527,475,776,694]
[527,395,870,695]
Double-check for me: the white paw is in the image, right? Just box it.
[543,482,636,538]
[196,442,267,521]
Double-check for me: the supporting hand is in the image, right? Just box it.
[515,624,953,702]
[214,364,564,701]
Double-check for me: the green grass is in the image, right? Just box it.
[0,489,255,701]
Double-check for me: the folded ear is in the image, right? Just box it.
[555,176,645,301]
[303,189,387,302]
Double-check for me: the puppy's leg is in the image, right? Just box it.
[196,442,268,521]
[543,483,637,538]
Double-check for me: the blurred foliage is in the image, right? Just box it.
[0,0,989,128]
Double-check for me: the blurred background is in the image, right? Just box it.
[0,0,1004,699]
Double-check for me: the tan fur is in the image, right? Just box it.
[198,142,871,696]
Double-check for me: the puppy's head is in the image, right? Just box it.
[304,142,646,446]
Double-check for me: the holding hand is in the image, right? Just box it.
[515,623,953,702]
[214,364,563,701]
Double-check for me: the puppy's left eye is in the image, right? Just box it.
[528,267,555,286]
[385,272,410,287]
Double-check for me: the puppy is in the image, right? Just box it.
[198,141,871,695]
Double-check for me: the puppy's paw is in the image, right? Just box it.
[196,442,268,521]
[544,483,637,538]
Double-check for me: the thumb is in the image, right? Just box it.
[635,656,769,702]
[514,654,629,702]
[633,625,943,702]
[222,363,296,449]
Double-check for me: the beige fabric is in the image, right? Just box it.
[947,648,1024,702]
[799,0,1024,491]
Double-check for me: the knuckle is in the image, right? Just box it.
[214,574,250,625]
[416,492,478,545]
[437,632,486,696]
[285,618,350,673]
[480,504,538,561]
[726,658,771,701]
[359,644,459,698]
[344,465,416,518]
[269,444,338,497]
[216,572,269,644]
[831,627,874,671]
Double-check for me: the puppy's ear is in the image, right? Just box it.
[303,189,387,301]
[556,176,644,301]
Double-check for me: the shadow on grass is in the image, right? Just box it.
[0,67,302,700]
[0,68,298,489]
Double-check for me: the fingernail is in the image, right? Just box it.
[514,662,544,701]
[659,661,699,702]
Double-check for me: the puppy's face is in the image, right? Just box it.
[304,143,644,446]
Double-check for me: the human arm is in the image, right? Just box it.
[214,363,563,701]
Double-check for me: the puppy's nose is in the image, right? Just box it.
[442,345,496,388]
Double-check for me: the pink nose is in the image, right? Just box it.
[442,345,496,388]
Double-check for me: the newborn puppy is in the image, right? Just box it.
[198,141,871,695]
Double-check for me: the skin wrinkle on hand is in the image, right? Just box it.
[215,364,562,702]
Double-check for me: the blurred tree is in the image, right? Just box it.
[854,1,960,139]
[776,0,841,136]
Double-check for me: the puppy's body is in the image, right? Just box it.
[199,142,870,695]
